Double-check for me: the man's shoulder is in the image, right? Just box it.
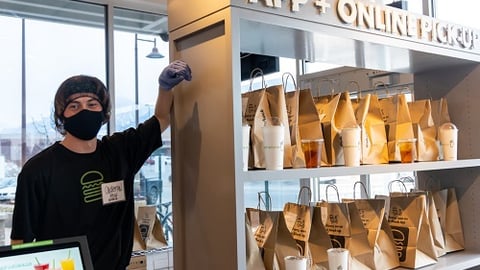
[23,142,63,167]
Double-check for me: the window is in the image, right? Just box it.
[0,0,173,245]
[112,7,172,244]
[434,0,480,28]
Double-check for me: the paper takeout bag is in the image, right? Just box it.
[316,92,357,166]
[246,212,266,270]
[408,99,439,161]
[355,93,389,164]
[254,210,301,270]
[317,199,375,269]
[343,197,400,270]
[379,94,416,162]
[432,188,465,253]
[242,74,293,169]
[284,74,324,168]
[133,205,167,251]
[387,193,437,268]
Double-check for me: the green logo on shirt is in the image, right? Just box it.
[81,171,104,203]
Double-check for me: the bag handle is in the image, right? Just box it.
[257,191,272,211]
[353,181,369,199]
[388,179,408,194]
[374,81,390,98]
[325,184,340,202]
[249,68,267,91]
[282,72,298,93]
[296,186,312,205]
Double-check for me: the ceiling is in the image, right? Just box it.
[0,0,169,35]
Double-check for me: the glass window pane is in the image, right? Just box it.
[113,7,173,244]
[435,0,480,28]
[25,18,106,159]
[0,0,106,246]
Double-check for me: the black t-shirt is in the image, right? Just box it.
[11,116,163,270]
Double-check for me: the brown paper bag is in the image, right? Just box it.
[242,86,271,169]
[431,97,451,128]
[355,93,389,164]
[397,190,446,258]
[316,92,358,166]
[379,94,416,162]
[265,84,293,168]
[387,193,437,268]
[254,210,301,270]
[284,74,324,168]
[432,188,465,253]
[317,186,375,270]
[242,73,293,168]
[246,213,266,270]
[408,99,439,161]
[341,197,400,270]
[308,206,333,270]
[344,182,400,270]
[134,205,168,251]
[283,186,313,256]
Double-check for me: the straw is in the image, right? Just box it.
[35,257,41,265]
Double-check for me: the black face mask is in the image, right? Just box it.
[63,110,104,140]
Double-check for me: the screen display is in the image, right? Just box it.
[0,239,91,270]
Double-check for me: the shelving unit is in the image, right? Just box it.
[167,1,480,269]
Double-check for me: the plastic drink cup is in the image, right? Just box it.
[33,264,49,270]
[242,125,251,171]
[397,138,417,163]
[60,258,75,270]
[327,248,349,270]
[341,127,361,167]
[262,117,284,170]
[284,256,308,270]
[301,139,324,168]
[439,123,458,161]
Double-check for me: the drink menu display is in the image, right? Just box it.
[0,246,83,270]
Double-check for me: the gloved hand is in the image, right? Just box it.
[158,60,192,90]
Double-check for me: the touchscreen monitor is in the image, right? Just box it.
[0,236,93,270]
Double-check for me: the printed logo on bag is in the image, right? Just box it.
[391,226,409,262]
[292,217,307,239]
[325,214,345,235]
[254,224,267,245]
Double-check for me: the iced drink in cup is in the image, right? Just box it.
[397,138,417,163]
[33,264,49,270]
[60,258,75,270]
[262,117,284,170]
[341,126,361,167]
[439,122,458,161]
[301,139,324,168]
[284,256,307,270]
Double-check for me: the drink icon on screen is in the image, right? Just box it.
[60,258,75,270]
[33,263,49,270]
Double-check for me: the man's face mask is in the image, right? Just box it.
[63,110,104,140]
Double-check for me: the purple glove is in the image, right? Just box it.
[158,60,192,90]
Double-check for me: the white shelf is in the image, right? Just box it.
[398,250,480,270]
[245,159,480,181]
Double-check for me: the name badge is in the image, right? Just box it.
[102,180,126,205]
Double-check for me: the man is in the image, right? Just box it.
[11,60,192,269]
